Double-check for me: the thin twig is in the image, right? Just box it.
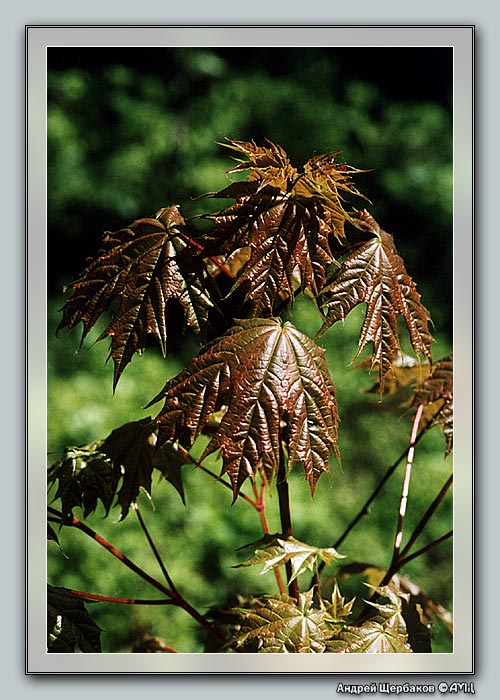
[176,444,259,508]
[397,530,453,569]
[52,511,229,644]
[132,502,179,595]
[399,474,453,560]
[69,590,174,605]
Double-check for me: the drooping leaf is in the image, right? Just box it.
[48,443,120,519]
[357,351,431,398]
[202,139,369,316]
[47,585,102,653]
[412,354,453,455]
[48,419,188,520]
[151,318,340,498]
[318,210,433,390]
[230,590,334,653]
[58,206,216,387]
[99,418,157,519]
[235,536,345,583]
[151,441,189,504]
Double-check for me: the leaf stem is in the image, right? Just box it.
[178,230,235,280]
[251,479,286,595]
[276,445,300,600]
[176,444,259,508]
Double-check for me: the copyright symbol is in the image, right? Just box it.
[438,682,448,693]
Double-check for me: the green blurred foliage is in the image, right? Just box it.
[47,48,453,653]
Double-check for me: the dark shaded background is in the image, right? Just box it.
[48,46,453,336]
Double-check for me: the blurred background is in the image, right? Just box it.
[47,47,453,653]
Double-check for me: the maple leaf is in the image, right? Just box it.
[324,581,356,623]
[318,210,433,390]
[412,354,453,455]
[202,139,369,316]
[48,419,189,520]
[329,585,412,653]
[235,536,345,583]
[47,585,102,653]
[150,318,340,498]
[58,206,216,388]
[231,590,333,653]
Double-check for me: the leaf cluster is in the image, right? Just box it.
[209,583,414,653]
[57,139,435,499]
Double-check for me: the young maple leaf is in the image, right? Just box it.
[231,590,333,653]
[150,318,340,499]
[318,210,433,390]
[58,206,216,388]
[235,535,345,583]
[202,139,368,317]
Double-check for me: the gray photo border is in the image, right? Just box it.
[27,24,474,674]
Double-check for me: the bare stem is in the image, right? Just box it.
[251,479,286,595]
[178,230,235,280]
[391,404,424,565]
[176,444,259,508]
[276,445,300,600]
[69,590,173,605]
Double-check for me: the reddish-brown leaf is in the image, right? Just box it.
[150,318,340,498]
[412,354,453,455]
[202,139,369,316]
[318,210,433,390]
[58,206,216,387]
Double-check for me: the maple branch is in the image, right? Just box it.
[53,510,229,645]
[333,404,444,551]
[276,444,300,600]
[399,473,453,561]
[397,530,453,569]
[391,404,424,565]
[69,589,173,605]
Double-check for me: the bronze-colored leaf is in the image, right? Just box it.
[151,318,340,499]
[412,354,453,455]
[235,536,345,582]
[58,206,216,387]
[318,210,433,390]
[202,139,369,316]
[230,590,333,653]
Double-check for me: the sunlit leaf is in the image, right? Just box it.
[202,139,369,316]
[236,536,345,582]
[231,590,333,653]
[58,206,217,387]
[151,318,340,498]
[412,354,453,455]
[318,210,433,390]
